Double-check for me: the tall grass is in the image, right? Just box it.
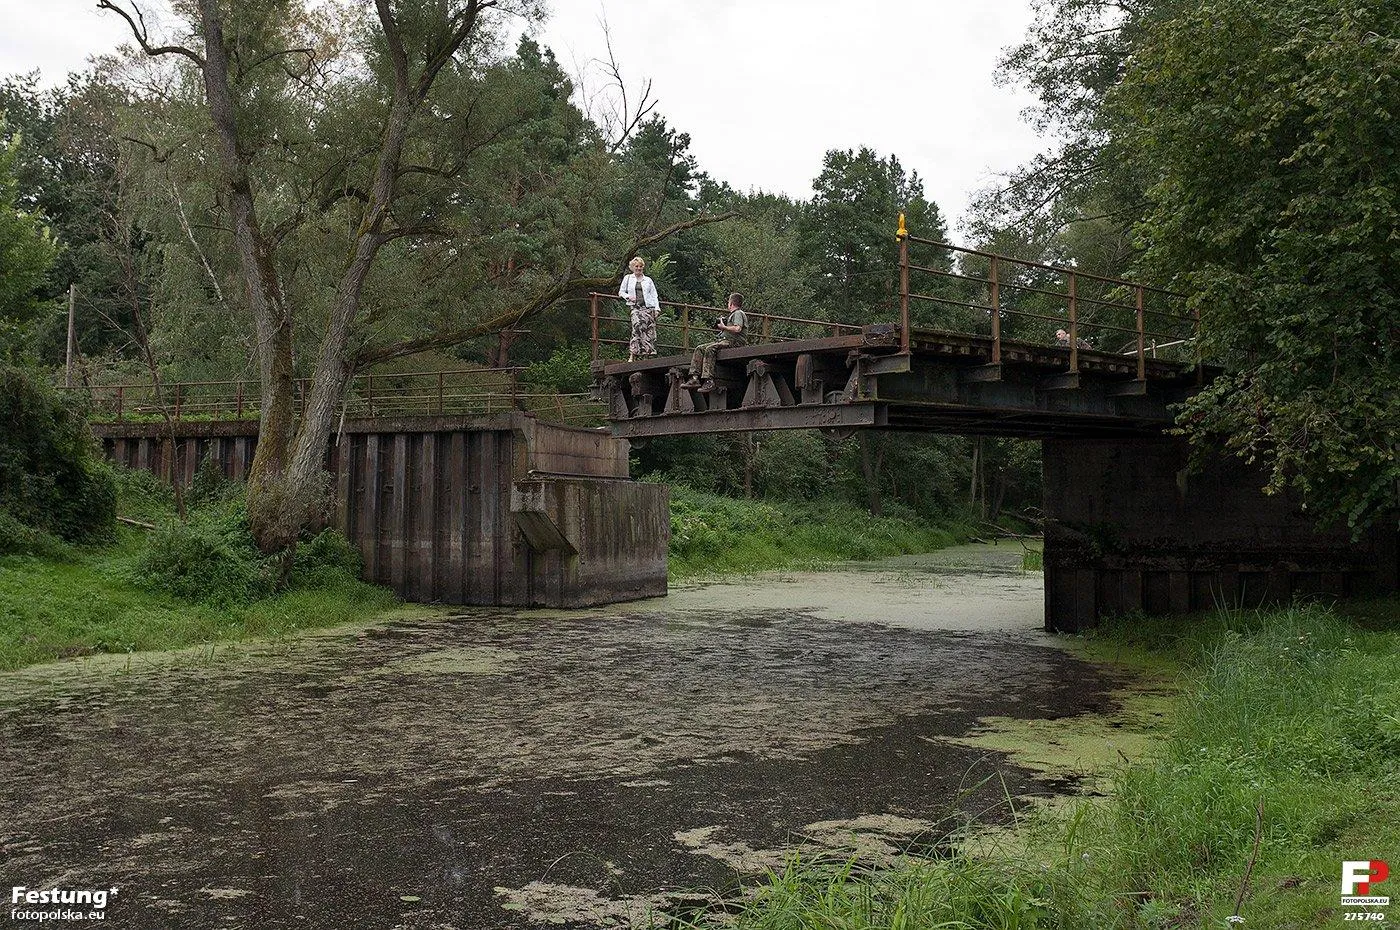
[668,484,975,578]
[675,602,1400,929]
[0,466,400,670]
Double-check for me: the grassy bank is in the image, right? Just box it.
[668,484,977,579]
[0,469,399,671]
[679,600,1400,928]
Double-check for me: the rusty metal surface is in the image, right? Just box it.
[591,228,1212,442]
[594,323,1212,440]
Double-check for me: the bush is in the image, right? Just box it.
[0,507,74,559]
[0,365,115,542]
[130,511,276,607]
[110,464,175,523]
[289,529,363,589]
[524,345,593,394]
[667,483,971,577]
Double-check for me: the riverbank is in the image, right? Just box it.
[0,469,401,671]
[1,471,982,670]
[668,484,980,579]
[0,544,1106,930]
[686,598,1400,929]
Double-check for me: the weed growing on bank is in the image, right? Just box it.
[0,467,398,670]
[675,601,1400,929]
[667,484,976,578]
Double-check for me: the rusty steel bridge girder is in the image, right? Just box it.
[592,327,1214,441]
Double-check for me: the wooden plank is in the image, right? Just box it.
[470,431,494,604]
[390,433,408,593]
[362,435,381,583]
[445,431,468,604]
[415,432,437,601]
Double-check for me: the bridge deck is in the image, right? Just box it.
[594,326,1211,440]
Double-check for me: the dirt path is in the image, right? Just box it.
[0,545,1138,929]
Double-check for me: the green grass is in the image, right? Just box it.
[668,484,976,579]
[0,469,400,671]
[674,600,1400,929]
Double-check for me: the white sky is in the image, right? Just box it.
[0,0,1046,229]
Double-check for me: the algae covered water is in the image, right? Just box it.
[0,544,1143,929]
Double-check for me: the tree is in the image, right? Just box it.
[0,72,137,363]
[100,0,732,552]
[798,147,945,320]
[0,116,58,358]
[1108,0,1400,531]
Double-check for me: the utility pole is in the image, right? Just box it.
[64,284,77,387]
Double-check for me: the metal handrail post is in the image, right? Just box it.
[897,213,910,353]
[989,256,1001,364]
[1135,286,1147,381]
[590,293,600,361]
[1068,272,1079,373]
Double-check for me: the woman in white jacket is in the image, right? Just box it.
[620,256,660,362]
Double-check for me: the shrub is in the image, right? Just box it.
[0,507,74,559]
[130,511,275,607]
[0,365,116,542]
[524,345,593,394]
[289,529,363,589]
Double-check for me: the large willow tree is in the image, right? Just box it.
[99,0,727,551]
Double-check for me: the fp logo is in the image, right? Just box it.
[1341,860,1390,905]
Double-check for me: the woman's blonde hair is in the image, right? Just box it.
[629,256,645,270]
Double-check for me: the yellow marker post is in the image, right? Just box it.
[897,213,910,350]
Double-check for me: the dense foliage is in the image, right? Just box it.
[980,0,1399,531]
[0,464,394,669]
[1114,0,1400,530]
[0,365,114,543]
[667,483,975,578]
[0,114,57,357]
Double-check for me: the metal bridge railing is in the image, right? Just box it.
[74,368,605,427]
[591,221,1198,382]
[896,215,1200,379]
[588,292,866,362]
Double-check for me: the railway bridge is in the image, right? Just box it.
[590,225,1397,629]
[81,227,1396,628]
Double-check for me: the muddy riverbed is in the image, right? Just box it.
[0,544,1149,929]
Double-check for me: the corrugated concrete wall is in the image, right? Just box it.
[1042,437,1398,632]
[94,415,667,608]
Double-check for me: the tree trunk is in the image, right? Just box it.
[860,433,883,517]
[969,438,980,511]
[193,0,300,550]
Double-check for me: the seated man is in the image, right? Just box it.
[683,292,747,393]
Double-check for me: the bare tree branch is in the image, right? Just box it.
[97,0,205,66]
[352,211,739,366]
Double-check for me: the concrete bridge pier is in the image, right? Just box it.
[1042,437,1398,632]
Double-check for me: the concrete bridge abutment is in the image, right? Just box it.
[95,414,669,608]
[1042,436,1397,632]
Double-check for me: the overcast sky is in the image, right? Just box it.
[0,0,1047,230]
